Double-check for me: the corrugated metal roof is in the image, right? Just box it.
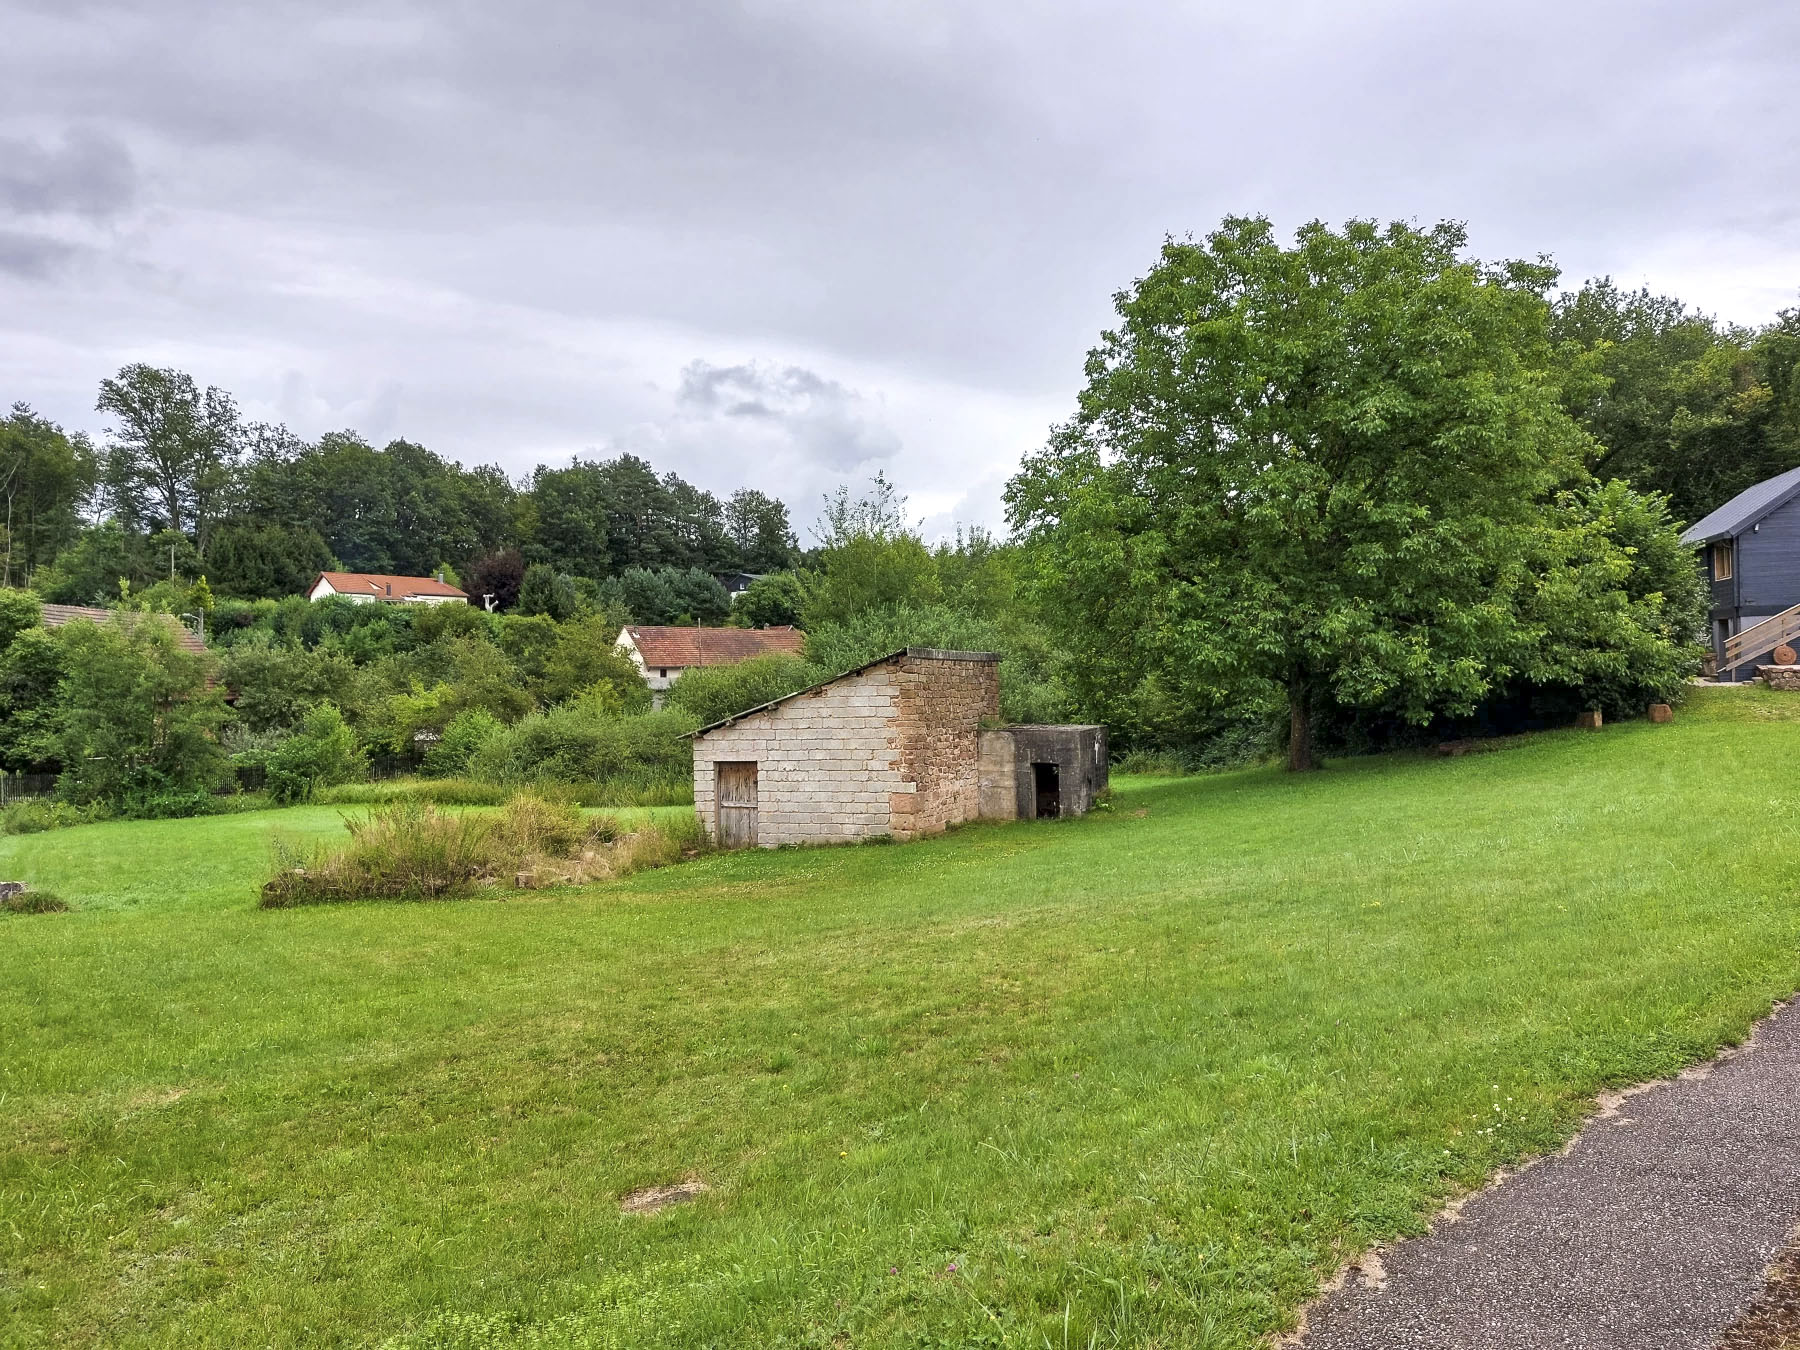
[1680,465,1800,545]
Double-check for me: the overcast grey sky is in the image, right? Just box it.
[3,0,1798,537]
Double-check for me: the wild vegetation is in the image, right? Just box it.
[1010,218,1713,770]
[260,793,705,907]
[3,690,1799,1347]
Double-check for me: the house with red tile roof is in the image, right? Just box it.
[307,571,469,605]
[616,624,805,695]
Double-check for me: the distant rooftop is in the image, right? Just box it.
[622,625,805,669]
[312,571,468,600]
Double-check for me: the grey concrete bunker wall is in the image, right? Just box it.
[1005,725,1108,819]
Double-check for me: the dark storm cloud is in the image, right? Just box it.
[0,126,136,219]
[2,0,1798,529]
[0,229,81,278]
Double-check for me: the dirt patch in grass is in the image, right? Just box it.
[620,1180,709,1215]
[1716,1230,1800,1349]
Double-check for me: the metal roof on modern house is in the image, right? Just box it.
[686,647,1001,738]
[1680,466,1800,546]
[622,625,805,670]
[311,571,469,601]
[38,604,208,656]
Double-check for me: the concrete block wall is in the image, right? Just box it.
[977,729,1018,821]
[691,648,1002,847]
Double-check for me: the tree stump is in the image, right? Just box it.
[1576,709,1603,730]
[1648,703,1673,723]
[1776,644,1798,666]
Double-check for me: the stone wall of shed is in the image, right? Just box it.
[891,652,1001,840]
[691,665,905,846]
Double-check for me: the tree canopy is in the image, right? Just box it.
[1009,216,1699,769]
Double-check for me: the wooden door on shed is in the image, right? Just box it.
[716,761,759,848]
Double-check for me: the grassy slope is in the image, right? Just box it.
[3,690,1799,1347]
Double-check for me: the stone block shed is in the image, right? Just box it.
[689,647,1109,847]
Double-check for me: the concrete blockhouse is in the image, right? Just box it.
[977,724,1108,821]
[689,648,1108,847]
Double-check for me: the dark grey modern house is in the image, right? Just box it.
[1681,465,1800,679]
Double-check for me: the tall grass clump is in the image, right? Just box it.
[260,794,706,907]
[2,798,108,836]
[0,888,68,914]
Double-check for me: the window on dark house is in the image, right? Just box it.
[1713,542,1734,581]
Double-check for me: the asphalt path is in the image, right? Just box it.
[1292,1000,1800,1350]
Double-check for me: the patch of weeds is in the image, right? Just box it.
[0,887,68,914]
[259,794,708,907]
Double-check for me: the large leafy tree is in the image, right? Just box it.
[55,615,230,808]
[525,461,612,578]
[722,488,797,571]
[1009,217,1591,770]
[0,404,97,585]
[96,364,242,551]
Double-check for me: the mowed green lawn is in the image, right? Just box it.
[4,690,1800,1349]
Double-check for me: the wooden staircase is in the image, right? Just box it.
[1723,602,1800,670]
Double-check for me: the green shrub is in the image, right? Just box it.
[731,573,804,628]
[55,615,231,809]
[664,654,817,727]
[468,704,697,792]
[0,888,68,914]
[1113,749,1189,776]
[264,704,368,805]
[422,708,504,778]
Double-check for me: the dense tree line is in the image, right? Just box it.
[2,365,800,608]
[1551,281,1800,525]
[3,226,1796,803]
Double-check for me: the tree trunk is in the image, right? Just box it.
[1287,678,1317,772]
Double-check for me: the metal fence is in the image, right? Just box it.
[0,772,57,805]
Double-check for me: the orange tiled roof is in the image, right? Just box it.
[313,571,468,600]
[624,625,804,669]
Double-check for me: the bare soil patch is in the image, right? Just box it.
[619,1180,708,1215]
[1717,1230,1800,1349]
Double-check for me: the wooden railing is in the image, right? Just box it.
[1724,602,1800,669]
